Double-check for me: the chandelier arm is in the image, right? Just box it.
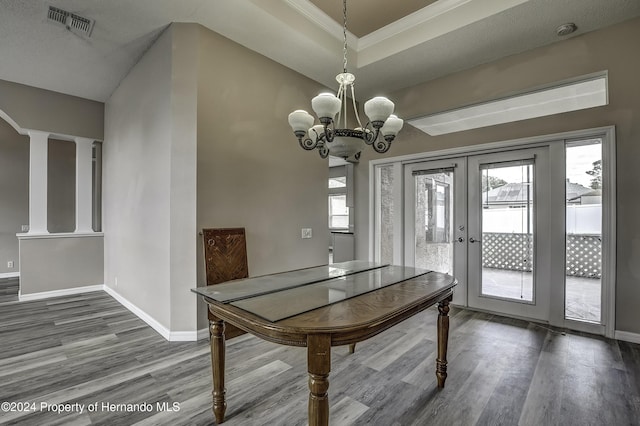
[343,87,348,128]
[323,122,335,143]
[318,143,330,159]
[350,85,364,129]
[361,122,380,145]
[298,135,318,151]
[372,138,391,154]
[335,85,344,125]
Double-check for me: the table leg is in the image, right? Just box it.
[210,316,227,424]
[348,343,356,354]
[436,295,452,388]
[308,334,331,426]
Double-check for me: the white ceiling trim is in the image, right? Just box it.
[357,0,532,67]
[281,0,532,68]
[284,0,358,46]
[357,0,473,50]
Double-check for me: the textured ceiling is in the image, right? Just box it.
[307,0,438,37]
[0,0,638,103]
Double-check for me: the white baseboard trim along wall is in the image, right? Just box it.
[18,284,104,301]
[615,330,640,345]
[0,272,20,279]
[16,284,199,341]
[103,286,199,342]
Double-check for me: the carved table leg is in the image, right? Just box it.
[308,334,331,426]
[348,343,356,354]
[210,316,227,424]
[436,295,452,388]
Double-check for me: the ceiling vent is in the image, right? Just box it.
[47,6,94,37]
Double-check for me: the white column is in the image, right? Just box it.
[28,131,49,234]
[74,137,94,233]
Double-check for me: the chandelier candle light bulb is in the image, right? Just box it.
[287,0,403,160]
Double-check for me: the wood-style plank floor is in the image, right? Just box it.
[1,281,639,425]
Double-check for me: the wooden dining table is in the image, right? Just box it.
[192,261,457,426]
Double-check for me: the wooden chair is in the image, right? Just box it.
[202,228,249,339]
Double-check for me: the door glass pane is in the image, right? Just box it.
[480,162,534,302]
[565,139,602,322]
[414,170,453,274]
[377,165,395,264]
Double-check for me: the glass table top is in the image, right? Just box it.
[191,260,386,303]
[230,265,430,322]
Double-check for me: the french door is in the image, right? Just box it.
[467,148,551,321]
[404,158,467,306]
[404,148,551,321]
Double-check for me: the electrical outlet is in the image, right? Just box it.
[7,261,14,269]
[301,228,312,239]
[21,225,29,232]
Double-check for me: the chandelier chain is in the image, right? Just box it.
[342,0,348,73]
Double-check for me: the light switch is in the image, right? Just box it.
[301,228,312,239]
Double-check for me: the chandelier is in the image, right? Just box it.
[287,0,403,160]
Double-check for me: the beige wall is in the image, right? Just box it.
[48,139,76,233]
[0,119,28,275]
[103,26,173,331]
[19,235,104,295]
[103,23,329,334]
[169,25,199,333]
[0,125,79,275]
[195,24,329,329]
[354,17,640,334]
[0,79,103,140]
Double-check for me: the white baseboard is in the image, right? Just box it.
[615,330,640,344]
[0,272,20,279]
[169,331,199,341]
[19,284,104,301]
[103,286,198,342]
[197,328,210,341]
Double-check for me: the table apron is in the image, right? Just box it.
[207,288,454,348]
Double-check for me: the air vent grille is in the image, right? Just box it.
[47,6,94,37]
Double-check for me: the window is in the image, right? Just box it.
[329,176,346,188]
[329,167,350,230]
[329,194,349,229]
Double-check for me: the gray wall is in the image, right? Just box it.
[0,79,103,140]
[0,119,28,275]
[195,24,329,329]
[0,77,103,278]
[48,139,76,233]
[0,126,78,275]
[19,235,104,295]
[104,23,329,334]
[354,17,640,334]
[103,26,174,331]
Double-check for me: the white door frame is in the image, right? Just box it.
[369,126,616,337]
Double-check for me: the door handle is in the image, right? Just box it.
[469,237,481,243]
[456,237,464,243]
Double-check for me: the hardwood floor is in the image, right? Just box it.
[1,284,639,425]
[0,277,19,303]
